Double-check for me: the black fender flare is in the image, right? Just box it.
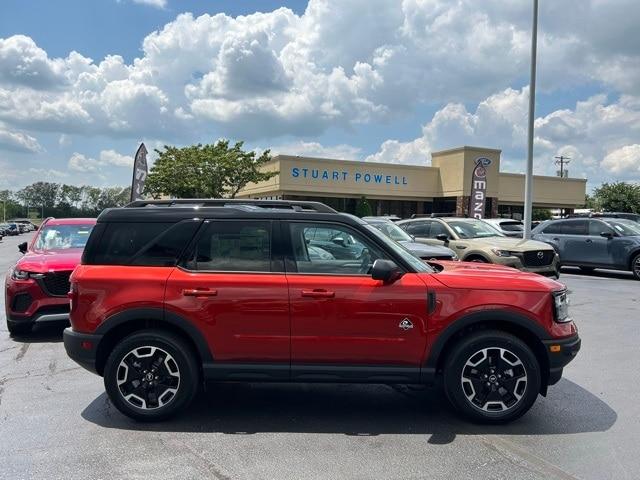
[94,307,214,365]
[423,309,550,373]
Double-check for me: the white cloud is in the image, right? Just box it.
[364,88,640,186]
[270,141,362,160]
[68,149,133,173]
[68,152,101,172]
[27,168,68,179]
[0,0,638,141]
[602,145,640,176]
[131,0,167,9]
[99,149,133,167]
[0,124,42,153]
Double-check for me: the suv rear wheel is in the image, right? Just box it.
[443,330,541,423]
[104,330,199,421]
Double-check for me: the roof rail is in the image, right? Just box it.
[125,198,338,213]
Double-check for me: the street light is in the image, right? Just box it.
[523,0,538,239]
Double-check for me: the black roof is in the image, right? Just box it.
[98,199,362,225]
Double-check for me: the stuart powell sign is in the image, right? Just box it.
[130,143,148,202]
[469,157,492,219]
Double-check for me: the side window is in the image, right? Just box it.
[131,220,201,267]
[588,220,613,236]
[288,222,387,275]
[90,222,173,265]
[563,220,588,235]
[404,222,430,237]
[429,221,448,238]
[186,221,271,272]
[543,221,565,234]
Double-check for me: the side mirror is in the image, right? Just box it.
[435,233,449,242]
[371,259,404,284]
[600,231,614,239]
[18,242,28,254]
[332,237,345,246]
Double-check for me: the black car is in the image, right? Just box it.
[532,217,640,279]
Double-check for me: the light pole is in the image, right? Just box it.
[523,0,538,239]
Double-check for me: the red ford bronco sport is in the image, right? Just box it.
[64,200,580,423]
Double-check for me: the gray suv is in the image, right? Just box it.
[532,217,640,280]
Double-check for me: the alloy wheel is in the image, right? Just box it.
[460,347,528,412]
[116,346,181,410]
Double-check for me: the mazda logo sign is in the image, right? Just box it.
[537,251,544,259]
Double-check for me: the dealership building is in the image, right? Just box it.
[239,146,587,218]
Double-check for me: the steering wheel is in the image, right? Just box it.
[358,248,371,274]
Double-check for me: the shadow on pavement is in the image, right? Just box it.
[560,266,635,281]
[82,378,616,444]
[8,324,65,343]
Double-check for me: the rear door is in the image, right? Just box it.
[283,220,429,379]
[587,220,616,266]
[164,219,290,371]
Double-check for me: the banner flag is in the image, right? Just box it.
[130,143,148,202]
[469,157,492,219]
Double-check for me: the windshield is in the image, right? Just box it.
[363,224,433,273]
[447,219,505,239]
[370,221,412,242]
[605,219,640,236]
[499,221,524,232]
[33,224,94,251]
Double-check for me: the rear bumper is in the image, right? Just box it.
[543,334,581,385]
[63,328,103,375]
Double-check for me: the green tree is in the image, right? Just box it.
[532,208,552,221]
[593,182,640,213]
[355,196,372,217]
[144,140,277,199]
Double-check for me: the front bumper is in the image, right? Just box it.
[63,328,103,375]
[5,276,71,327]
[492,252,560,276]
[543,333,581,385]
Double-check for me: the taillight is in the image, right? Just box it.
[68,282,78,313]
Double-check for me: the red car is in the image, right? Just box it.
[5,217,96,335]
[64,200,580,423]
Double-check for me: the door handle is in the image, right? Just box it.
[455,245,466,249]
[301,289,335,298]
[183,288,218,297]
[552,238,559,241]
[585,239,593,243]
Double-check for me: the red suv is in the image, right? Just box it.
[5,218,96,335]
[64,200,580,423]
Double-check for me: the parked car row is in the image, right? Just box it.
[5,200,580,425]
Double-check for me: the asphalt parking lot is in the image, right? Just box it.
[1,233,638,480]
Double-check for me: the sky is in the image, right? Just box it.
[0,0,639,191]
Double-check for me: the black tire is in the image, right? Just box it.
[443,330,541,424]
[7,321,32,336]
[579,266,595,273]
[104,330,199,421]
[632,253,640,281]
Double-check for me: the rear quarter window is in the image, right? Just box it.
[86,220,201,266]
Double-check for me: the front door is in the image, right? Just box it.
[284,221,429,380]
[164,220,290,370]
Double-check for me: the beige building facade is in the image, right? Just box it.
[239,146,587,218]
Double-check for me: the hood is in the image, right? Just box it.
[16,249,83,273]
[462,236,553,252]
[399,241,455,257]
[427,261,563,292]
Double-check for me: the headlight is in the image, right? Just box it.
[11,269,31,280]
[552,290,571,323]
[491,248,513,257]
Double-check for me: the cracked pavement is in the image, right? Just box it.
[1,233,639,479]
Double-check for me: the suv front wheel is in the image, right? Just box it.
[443,330,541,423]
[104,330,199,421]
